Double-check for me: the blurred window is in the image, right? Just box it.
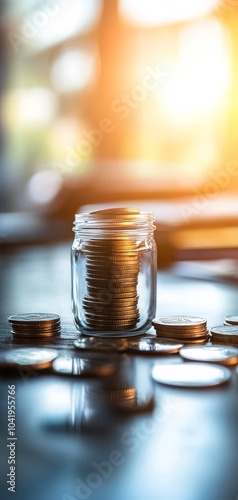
[1,0,238,208]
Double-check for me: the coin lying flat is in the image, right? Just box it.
[8,313,60,324]
[52,354,117,377]
[91,208,140,215]
[152,316,207,327]
[152,362,231,387]
[0,348,58,370]
[127,338,183,354]
[179,345,238,366]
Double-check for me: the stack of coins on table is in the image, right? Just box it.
[8,313,61,341]
[210,325,238,346]
[152,315,209,344]
[224,315,238,326]
[82,208,141,331]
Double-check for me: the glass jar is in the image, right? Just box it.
[71,208,157,337]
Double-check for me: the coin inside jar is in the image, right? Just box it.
[72,208,156,336]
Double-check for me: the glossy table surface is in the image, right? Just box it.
[0,243,237,500]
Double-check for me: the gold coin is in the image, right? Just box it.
[86,285,137,294]
[82,296,138,306]
[86,322,137,330]
[83,304,139,315]
[90,207,140,215]
[86,275,138,283]
[85,312,139,321]
[86,254,139,261]
[87,291,138,300]
[85,239,139,247]
[155,337,208,345]
[153,330,208,339]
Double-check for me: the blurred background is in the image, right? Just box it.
[0,0,238,270]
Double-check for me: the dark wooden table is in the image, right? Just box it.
[0,243,237,500]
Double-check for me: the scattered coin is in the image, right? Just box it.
[152,362,231,387]
[179,345,238,365]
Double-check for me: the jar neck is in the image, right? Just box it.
[73,212,155,238]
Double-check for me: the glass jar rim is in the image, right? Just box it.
[73,211,156,233]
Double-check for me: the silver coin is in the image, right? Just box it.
[8,313,60,324]
[127,339,183,354]
[152,316,207,327]
[224,315,238,325]
[0,348,58,369]
[211,325,238,337]
[74,337,128,352]
[179,345,238,365]
[52,355,116,377]
[152,362,231,387]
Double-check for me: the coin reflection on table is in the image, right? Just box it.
[74,336,129,352]
[127,338,183,355]
[52,353,118,377]
[0,348,58,370]
[104,356,155,413]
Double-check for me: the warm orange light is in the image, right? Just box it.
[120,0,219,25]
